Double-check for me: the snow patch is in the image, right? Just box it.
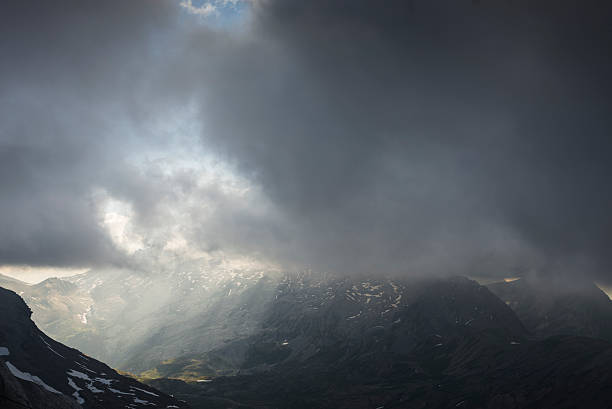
[39,336,65,358]
[67,375,88,405]
[131,386,159,397]
[346,311,362,320]
[87,383,104,393]
[67,377,81,391]
[0,346,9,356]
[72,391,85,404]
[75,361,96,373]
[134,396,153,405]
[67,369,91,381]
[94,376,114,385]
[109,387,135,395]
[5,361,62,394]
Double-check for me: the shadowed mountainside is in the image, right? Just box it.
[145,275,612,409]
[0,286,189,409]
[488,277,612,341]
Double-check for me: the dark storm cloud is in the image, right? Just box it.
[0,0,178,267]
[190,0,612,279]
[2,0,612,282]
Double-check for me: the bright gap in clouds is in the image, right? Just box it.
[2,105,279,283]
[95,193,144,255]
[179,0,252,28]
[93,110,279,273]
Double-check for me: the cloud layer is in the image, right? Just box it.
[2,0,612,281]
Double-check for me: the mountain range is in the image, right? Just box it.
[0,267,280,374]
[147,274,612,409]
[2,270,612,408]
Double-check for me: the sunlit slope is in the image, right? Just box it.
[0,268,282,373]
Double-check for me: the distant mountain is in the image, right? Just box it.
[0,273,29,294]
[6,270,612,409]
[146,274,612,409]
[0,286,189,409]
[147,274,526,379]
[488,277,612,341]
[0,268,282,374]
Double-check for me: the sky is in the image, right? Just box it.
[1,0,612,284]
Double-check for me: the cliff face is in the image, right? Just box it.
[0,286,189,409]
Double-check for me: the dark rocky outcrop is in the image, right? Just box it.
[0,286,189,409]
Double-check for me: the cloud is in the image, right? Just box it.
[0,0,179,268]
[2,0,612,283]
[184,0,612,280]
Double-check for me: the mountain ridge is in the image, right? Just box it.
[143,275,612,409]
[5,271,612,408]
[488,277,612,341]
[0,286,189,409]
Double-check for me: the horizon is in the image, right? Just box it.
[4,267,612,302]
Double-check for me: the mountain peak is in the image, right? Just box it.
[0,286,32,320]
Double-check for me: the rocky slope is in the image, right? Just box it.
[6,270,612,409]
[147,274,612,409]
[150,274,526,378]
[0,267,281,374]
[488,277,612,341]
[0,286,189,409]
